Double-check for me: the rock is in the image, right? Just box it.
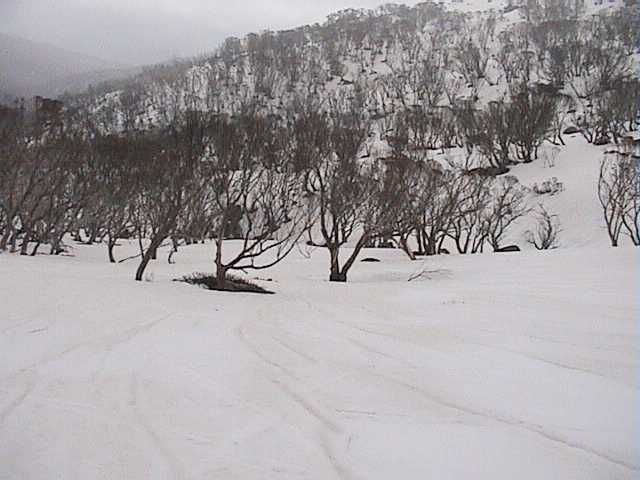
[563,126,581,135]
[495,245,521,253]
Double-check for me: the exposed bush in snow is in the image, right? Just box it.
[177,273,274,294]
[532,177,564,196]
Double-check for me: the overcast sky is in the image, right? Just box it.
[0,0,419,66]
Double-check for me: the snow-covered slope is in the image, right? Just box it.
[0,139,637,479]
[504,135,612,248]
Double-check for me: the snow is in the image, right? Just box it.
[1,177,638,478]
[507,136,612,248]
[444,0,625,14]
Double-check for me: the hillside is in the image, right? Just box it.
[72,0,635,134]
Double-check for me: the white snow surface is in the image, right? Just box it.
[1,139,639,479]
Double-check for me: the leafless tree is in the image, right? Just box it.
[483,177,529,251]
[378,155,438,260]
[618,146,640,246]
[133,115,208,281]
[547,95,575,146]
[417,169,465,256]
[206,112,312,288]
[447,174,492,254]
[497,30,530,85]
[454,38,490,89]
[509,84,556,162]
[302,101,393,282]
[525,204,561,250]
[457,101,513,173]
[598,153,637,247]
[90,134,139,263]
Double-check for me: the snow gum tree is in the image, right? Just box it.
[206,112,312,288]
[133,112,209,281]
[302,100,401,282]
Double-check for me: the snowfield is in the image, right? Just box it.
[1,245,638,478]
[0,139,638,479]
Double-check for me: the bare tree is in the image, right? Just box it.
[547,95,575,146]
[484,177,529,251]
[418,169,465,256]
[457,101,513,173]
[378,155,437,260]
[525,204,561,250]
[598,154,635,247]
[619,146,640,246]
[447,174,492,254]
[133,114,208,281]
[303,101,392,282]
[206,112,312,288]
[509,84,556,163]
[90,134,138,263]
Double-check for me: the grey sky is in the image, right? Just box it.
[0,0,418,66]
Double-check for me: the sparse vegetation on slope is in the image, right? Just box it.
[0,0,638,284]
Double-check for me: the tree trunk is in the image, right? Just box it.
[135,235,165,281]
[329,271,348,282]
[30,241,41,256]
[0,226,12,251]
[334,234,369,283]
[50,235,63,255]
[107,236,117,264]
[425,236,437,256]
[399,235,416,260]
[9,229,18,252]
[215,223,226,288]
[328,244,343,282]
[216,265,227,288]
[20,233,30,256]
[87,226,98,245]
[416,229,425,255]
[168,237,179,265]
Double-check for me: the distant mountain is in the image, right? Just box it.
[0,32,139,100]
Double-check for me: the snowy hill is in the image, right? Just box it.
[68,0,633,130]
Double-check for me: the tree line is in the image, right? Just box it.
[1,91,563,284]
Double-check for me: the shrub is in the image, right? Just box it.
[533,177,564,196]
[176,273,274,294]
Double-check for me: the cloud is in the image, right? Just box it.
[0,0,417,65]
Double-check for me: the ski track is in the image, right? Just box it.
[0,236,636,479]
[129,374,186,479]
[224,288,639,476]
